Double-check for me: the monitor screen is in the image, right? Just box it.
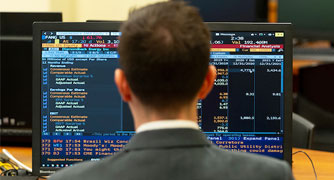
[33,22,292,175]
[201,31,286,159]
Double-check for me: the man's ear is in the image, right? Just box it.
[114,69,132,102]
[198,65,216,100]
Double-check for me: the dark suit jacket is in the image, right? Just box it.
[49,129,294,180]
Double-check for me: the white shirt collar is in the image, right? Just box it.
[136,120,200,133]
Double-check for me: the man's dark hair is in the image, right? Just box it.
[118,1,210,110]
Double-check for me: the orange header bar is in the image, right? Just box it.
[250,48,272,52]
[42,43,82,48]
[210,48,236,52]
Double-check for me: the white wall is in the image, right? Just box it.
[71,0,166,22]
[0,0,49,12]
[1,0,165,21]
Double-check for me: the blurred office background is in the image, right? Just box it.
[0,0,167,22]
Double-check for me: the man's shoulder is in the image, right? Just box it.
[208,145,293,179]
[49,144,293,180]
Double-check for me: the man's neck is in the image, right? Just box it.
[136,119,200,133]
[128,98,198,130]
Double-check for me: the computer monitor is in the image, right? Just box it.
[32,22,292,176]
[278,0,334,41]
[0,12,63,36]
[204,22,292,162]
[0,12,62,145]
[185,0,268,22]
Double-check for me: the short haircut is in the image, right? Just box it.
[118,1,210,109]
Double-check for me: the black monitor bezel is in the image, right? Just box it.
[33,22,292,176]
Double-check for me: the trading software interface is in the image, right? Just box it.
[40,31,285,169]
